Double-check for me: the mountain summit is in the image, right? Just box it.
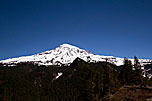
[0,44,152,66]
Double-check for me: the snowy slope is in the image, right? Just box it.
[0,44,152,66]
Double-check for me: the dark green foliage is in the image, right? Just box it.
[133,56,143,85]
[119,57,147,86]
[103,64,120,95]
[0,57,150,101]
[119,58,134,85]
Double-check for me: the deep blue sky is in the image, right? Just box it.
[1,0,152,60]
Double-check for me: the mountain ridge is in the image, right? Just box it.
[0,43,152,66]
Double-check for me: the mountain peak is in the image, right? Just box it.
[59,43,79,49]
[60,43,73,47]
[0,44,152,67]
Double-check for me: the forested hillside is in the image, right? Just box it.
[0,57,152,101]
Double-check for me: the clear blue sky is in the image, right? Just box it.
[0,0,152,60]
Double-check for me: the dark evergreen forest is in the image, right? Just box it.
[0,57,151,101]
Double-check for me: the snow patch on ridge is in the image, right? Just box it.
[56,73,63,79]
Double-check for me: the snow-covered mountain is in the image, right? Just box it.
[0,44,152,66]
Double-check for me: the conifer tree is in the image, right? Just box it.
[133,56,143,85]
[95,67,104,100]
[104,64,120,95]
[119,58,133,85]
[134,56,141,70]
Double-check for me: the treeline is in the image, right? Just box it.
[0,57,151,101]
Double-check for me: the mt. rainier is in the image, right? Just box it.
[0,44,152,66]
